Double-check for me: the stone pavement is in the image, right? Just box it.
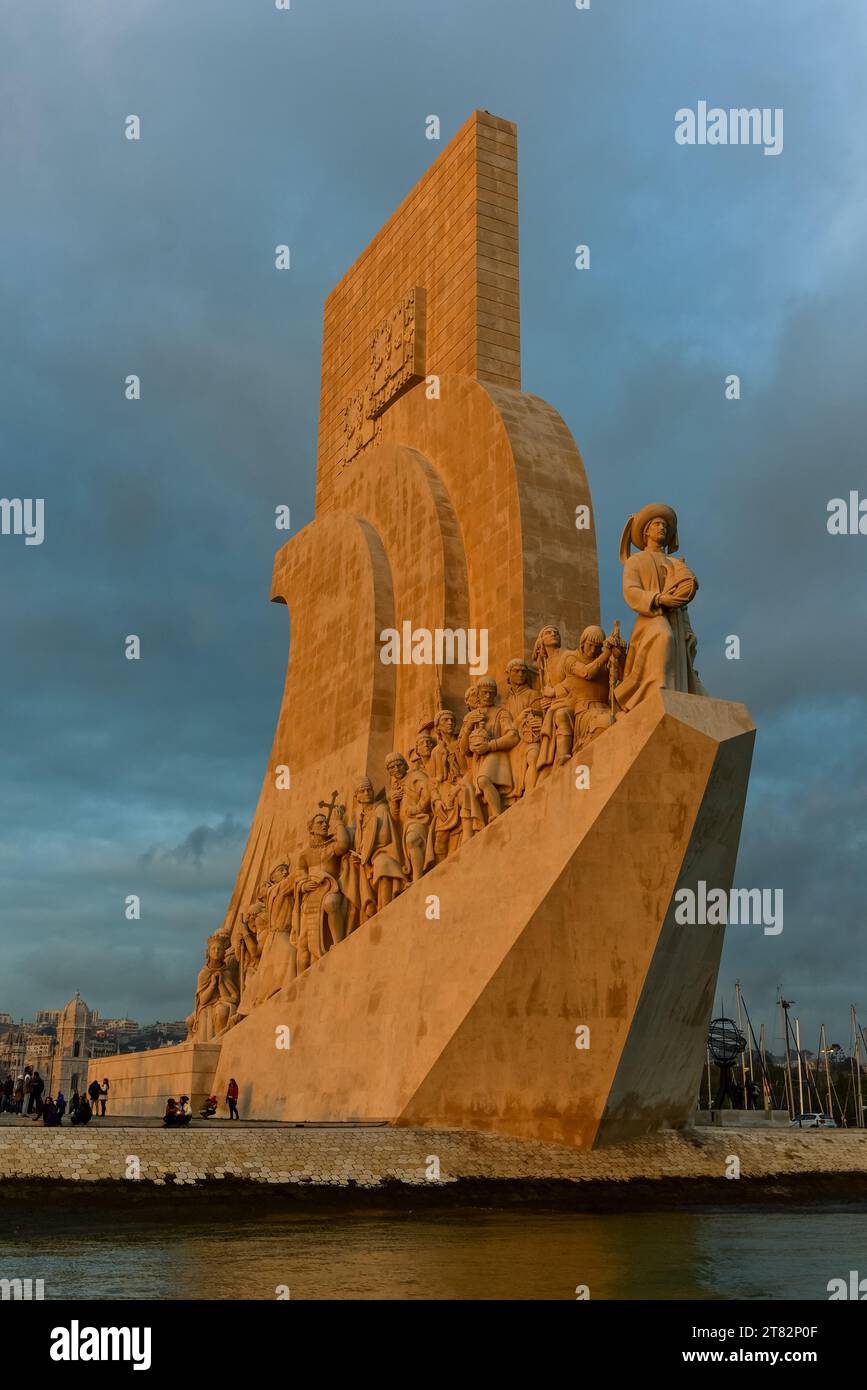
[0,1120,866,1189]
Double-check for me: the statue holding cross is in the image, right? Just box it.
[289,801,352,975]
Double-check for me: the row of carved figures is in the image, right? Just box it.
[188,503,706,1041]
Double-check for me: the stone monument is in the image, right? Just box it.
[95,112,754,1148]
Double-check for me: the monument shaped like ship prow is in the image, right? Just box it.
[99,113,755,1149]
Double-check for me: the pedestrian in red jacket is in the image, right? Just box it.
[226,1078,239,1120]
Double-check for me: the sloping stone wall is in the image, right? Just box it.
[1,1124,865,1189]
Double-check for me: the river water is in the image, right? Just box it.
[2,1201,866,1299]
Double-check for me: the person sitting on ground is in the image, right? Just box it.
[41,1097,60,1127]
[199,1095,217,1119]
[70,1096,92,1126]
[163,1097,192,1128]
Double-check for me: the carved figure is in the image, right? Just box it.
[345,776,406,921]
[614,504,706,712]
[544,624,624,752]
[504,659,539,797]
[188,932,240,1041]
[429,709,465,862]
[460,677,518,823]
[503,658,537,720]
[247,862,296,1005]
[509,703,544,799]
[386,751,432,882]
[456,685,486,838]
[290,810,352,974]
[231,880,270,1009]
[532,626,579,772]
[569,625,626,750]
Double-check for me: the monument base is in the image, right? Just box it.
[88,1042,221,1118]
[101,691,752,1147]
[691,1110,791,1129]
[213,688,753,1148]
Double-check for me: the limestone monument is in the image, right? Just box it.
[95,113,754,1149]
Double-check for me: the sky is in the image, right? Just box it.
[1,0,865,1056]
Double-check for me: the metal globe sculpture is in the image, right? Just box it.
[708,1016,746,1066]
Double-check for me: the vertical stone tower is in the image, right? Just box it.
[51,992,92,1098]
[221,112,600,909]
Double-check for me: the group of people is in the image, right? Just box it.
[0,1069,109,1126]
[188,504,707,1036]
[188,625,629,1037]
[163,1095,193,1127]
[162,1079,240,1126]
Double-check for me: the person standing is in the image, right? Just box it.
[87,1078,101,1116]
[13,1075,24,1113]
[226,1077,239,1120]
[30,1070,45,1118]
[99,1079,110,1117]
[21,1068,33,1116]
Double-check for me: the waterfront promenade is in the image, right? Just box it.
[1,1116,866,1198]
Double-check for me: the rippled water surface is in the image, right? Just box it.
[3,1202,866,1299]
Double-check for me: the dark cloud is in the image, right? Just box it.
[1,0,865,1052]
[139,815,247,870]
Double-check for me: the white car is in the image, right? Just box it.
[790,1112,837,1129]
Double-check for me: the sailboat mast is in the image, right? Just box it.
[820,1023,834,1119]
[735,982,748,1093]
[780,993,795,1118]
[759,1024,769,1110]
[853,1007,865,1128]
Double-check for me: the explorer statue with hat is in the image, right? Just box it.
[615,503,706,712]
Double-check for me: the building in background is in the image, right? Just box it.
[0,1001,192,1089]
[0,1025,27,1075]
[49,993,98,1098]
[98,1018,139,1038]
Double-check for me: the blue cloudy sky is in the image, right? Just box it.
[2,0,865,1054]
